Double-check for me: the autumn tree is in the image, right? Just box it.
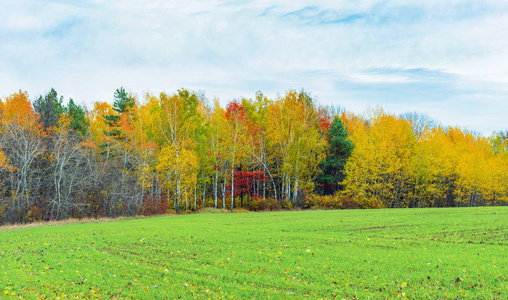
[224,100,250,212]
[266,90,327,205]
[93,87,140,216]
[153,89,201,213]
[207,100,230,208]
[0,91,45,223]
[195,97,213,210]
[241,92,276,201]
[104,87,136,136]
[342,109,416,208]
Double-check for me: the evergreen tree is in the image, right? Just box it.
[65,98,90,137]
[113,87,136,114]
[33,88,64,130]
[103,87,135,137]
[316,116,353,195]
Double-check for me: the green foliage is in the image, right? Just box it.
[113,87,135,114]
[178,88,199,120]
[104,87,135,134]
[0,208,506,298]
[316,116,353,195]
[33,89,89,136]
[33,88,64,130]
[65,98,90,136]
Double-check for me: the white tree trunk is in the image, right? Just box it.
[293,176,299,204]
[214,168,218,208]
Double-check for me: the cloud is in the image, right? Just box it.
[0,0,507,133]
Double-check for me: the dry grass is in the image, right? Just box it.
[196,207,232,214]
[0,208,254,231]
[0,216,142,232]
[196,207,251,214]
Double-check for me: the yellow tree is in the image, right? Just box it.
[266,90,327,205]
[447,128,496,207]
[87,88,144,216]
[88,101,115,154]
[206,100,230,208]
[487,133,508,205]
[195,98,213,210]
[156,142,198,212]
[0,99,16,171]
[409,127,456,207]
[342,109,415,208]
[151,90,201,213]
[242,92,275,200]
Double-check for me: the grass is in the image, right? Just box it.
[0,207,507,299]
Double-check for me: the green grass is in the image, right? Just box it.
[0,207,507,299]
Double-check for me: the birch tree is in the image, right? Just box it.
[152,90,200,213]
[266,90,327,205]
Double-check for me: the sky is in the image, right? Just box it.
[1,0,507,134]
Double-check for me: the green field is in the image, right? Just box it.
[0,207,507,299]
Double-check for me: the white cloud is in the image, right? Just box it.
[0,0,507,133]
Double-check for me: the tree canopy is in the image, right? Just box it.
[0,87,506,224]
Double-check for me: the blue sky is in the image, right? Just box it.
[1,0,507,134]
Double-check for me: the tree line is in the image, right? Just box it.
[0,88,506,224]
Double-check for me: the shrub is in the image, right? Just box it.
[282,199,293,210]
[304,193,379,209]
[141,195,169,216]
[248,198,280,211]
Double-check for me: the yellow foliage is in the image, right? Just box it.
[157,143,199,198]
[0,151,17,172]
[342,109,416,208]
[265,90,327,200]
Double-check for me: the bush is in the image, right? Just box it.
[282,199,293,210]
[248,198,281,211]
[356,197,383,209]
[304,193,379,209]
[141,195,169,216]
[305,194,342,209]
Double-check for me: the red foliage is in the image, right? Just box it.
[319,117,332,140]
[320,117,331,132]
[248,122,262,136]
[227,170,268,199]
[225,101,247,121]
[142,141,159,151]
[141,195,169,216]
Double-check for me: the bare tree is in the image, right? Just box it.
[400,111,439,139]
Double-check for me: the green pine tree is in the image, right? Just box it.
[103,87,135,137]
[33,88,64,130]
[316,116,353,195]
[65,98,90,137]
